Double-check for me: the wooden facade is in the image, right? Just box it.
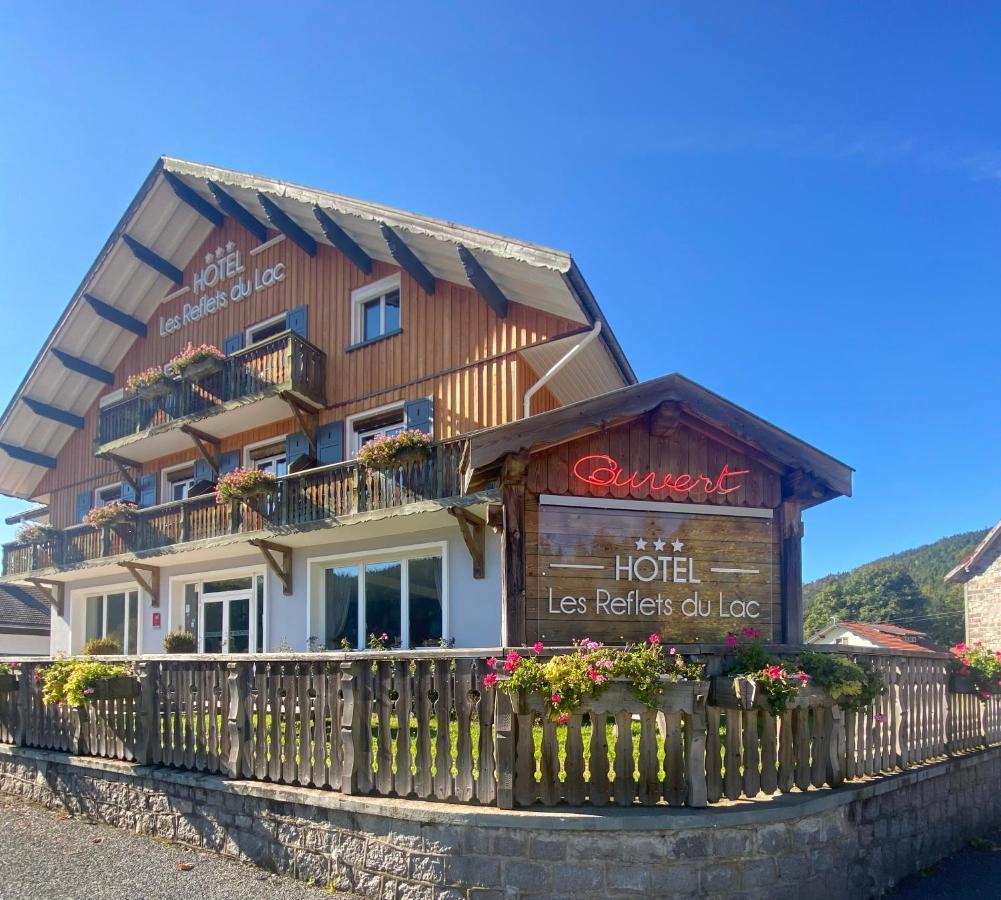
[35,219,573,526]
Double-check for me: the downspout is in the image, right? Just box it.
[522,321,602,419]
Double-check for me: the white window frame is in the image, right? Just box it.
[306,541,448,650]
[243,436,288,474]
[94,481,124,508]
[246,312,288,346]
[161,462,195,503]
[345,400,406,458]
[350,274,401,345]
[73,582,142,655]
[167,565,269,654]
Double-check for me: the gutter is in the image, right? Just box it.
[523,322,603,419]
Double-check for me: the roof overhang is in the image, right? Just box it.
[0,157,635,502]
[945,519,1001,584]
[464,373,853,508]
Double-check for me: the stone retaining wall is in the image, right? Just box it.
[2,744,1001,899]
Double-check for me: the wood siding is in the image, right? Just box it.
[37,220,572,525]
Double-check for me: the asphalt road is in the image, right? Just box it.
[890,830,1001,899]
[0,795,354,900]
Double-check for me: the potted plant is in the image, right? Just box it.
[163,631,197,654]
[125,366,173,400]
[0,662,17,694]
[168,343,225,381]
[215,467,278,504]
[15,523,58,544]
[83,637,122,656]
[950,642,1001,698]
[357,429,432,471]
[83,501,139,529]
[41,658,139,706]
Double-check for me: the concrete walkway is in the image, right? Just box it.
[0,795,355,899]
[890,830,1001,898]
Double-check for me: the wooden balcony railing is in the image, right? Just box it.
[2,440,466,576]
[96,331,326,446]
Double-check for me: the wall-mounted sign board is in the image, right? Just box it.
[528,495,778,645]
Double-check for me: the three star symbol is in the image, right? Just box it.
[634,537,686,552]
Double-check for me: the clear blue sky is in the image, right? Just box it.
[1,3,998,581]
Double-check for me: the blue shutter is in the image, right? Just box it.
[120,480,137,503]
[219,450,240,475]
[286,305,308,339]
[75,490,93,524]
[404,398,433,435]
[286,431,310,467]
[223,333,244,355]
[139,473,156,507]
[317,421,343,465]
[193,459,214,484]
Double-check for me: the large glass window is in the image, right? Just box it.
[184,574,264,654]
[83,590,139,653]
[321,551,444,649]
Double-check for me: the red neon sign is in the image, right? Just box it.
[572,454,749,496]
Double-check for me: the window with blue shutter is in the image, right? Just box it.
[287,305,308,339]
[285,431,312,469]
[218,450,240,475]
[404,398,433,435]
[224,333,244,355]
[75,490,93,524]
[120,480,137,503]
[193,458,215,484]
[139,474,156,507]
[317,421,344,465]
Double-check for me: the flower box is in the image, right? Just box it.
[215,468,278,505]
[83,501,139,529]
[0,672,17,693]
[87,675,139,701]
[357,430,433,472]
[510,677,709,718]
[179,356,222,381]
[168,343,226,381]
[136,380,173,401]
[709,675,833,711]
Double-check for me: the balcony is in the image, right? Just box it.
[2,441,467,578]
[96,331,326,461]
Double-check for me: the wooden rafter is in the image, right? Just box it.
[180,424,220,476]
[122,234,183,285]
[119,561,160,607]
[449,507,485,579]
[249,539,292,595]
[380,224,436,295]
[279,391,317,456]
[458,245,508,318]
[313,207,372,274]
[257,194,317,257]
[27,578,63,615]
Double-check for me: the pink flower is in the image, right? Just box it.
[600,659,614,669]
[503,651,521,673]
[669,647,677,656]
[486,657,497,668]
[483,673,498,688]
[558,713,569,725]
[551,693,561,704]
[875,713,886,723]
[740,626,759,639]
[955,642,967,652]
[533,641,544,654]
[797,672,810,682]
[83,688,94,696]
[726,634,738,649]
[648,633,661,645]
[981,691,992,700]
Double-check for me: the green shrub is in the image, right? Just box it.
[797,651,884,711]
[163,631,197,654]
[41,658,131,706]
[83,637,121,656]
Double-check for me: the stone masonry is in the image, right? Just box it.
[965,539,1001,646]
[2,744,1001,899]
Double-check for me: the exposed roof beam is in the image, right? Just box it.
[458,245,509,318]
[51,348,114,384]
[380,224,436,295]
[313,207,372,274]
[83,293,147,337]
[22,398,84,429]
[121,234,183,285]
[163,171,224,227]
[0,442,56,469]
[207,181,268,241]
[257,194,316,257]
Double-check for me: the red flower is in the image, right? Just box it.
[551,693,561,704]
[648,633,661,645]
[726,634,738,649]
[483,673,498,688]
[558,713,569,725]
[740,626,759,639]
[486,657,497,668]
[533,641,544,654]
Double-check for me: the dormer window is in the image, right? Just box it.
[351,275,401,346]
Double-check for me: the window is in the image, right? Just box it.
[351,275,401,345]
[181,573,265,654]
[246,313,288,346]
[164,465,195,502]
[84,590,140,654]
[348,404,405,458]
[247,442,287,477]
[94,483,122,508]
[320,548,444,650]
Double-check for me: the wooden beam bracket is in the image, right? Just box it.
[98,451,142,494]
[279,391,318,455]
[180,424,221,476]
[119,561,160,607]
[27,578,63,615]
[249,539,293,595]
[450,507,486,579]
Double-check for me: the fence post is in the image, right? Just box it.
[828,705,845,786]
[71,705,89,755]
[494,690,515,809]
[15,663,32,746]
[894,658,910,769]
[226,662,251,778]
[135,662,157,765]
[339,661,362,794]
[685,690,709,808]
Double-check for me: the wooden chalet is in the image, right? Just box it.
[0,158,850,655]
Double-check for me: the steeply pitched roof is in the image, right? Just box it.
[0,585,50,631]
[0,157,635,501]
[817,621,946,655]
[945,519,1001,584]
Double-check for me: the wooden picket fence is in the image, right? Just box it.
[2,647,1000,812]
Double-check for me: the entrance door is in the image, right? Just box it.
[200,593,252,653]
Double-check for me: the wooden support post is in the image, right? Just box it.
[449,507,485,579]
[339,661,363,795]
[119,561,160,607]
[779,499,804,644]
[500,451,530,647]
[279,391,318,456]
[249,539,293,595]
[136,662,156,765]
[180,424,221,476]
[494,689,515,809]
[225,662,252,778]
[99,452,141,494]
[26,578,63,615]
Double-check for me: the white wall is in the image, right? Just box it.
[0,632,50,656]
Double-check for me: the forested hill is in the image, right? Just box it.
[803,528,990,645]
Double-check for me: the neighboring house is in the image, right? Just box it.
[807,621,946,655]
[0,584,51,655]
[945,520,1001,646]
[0,157,851,656]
